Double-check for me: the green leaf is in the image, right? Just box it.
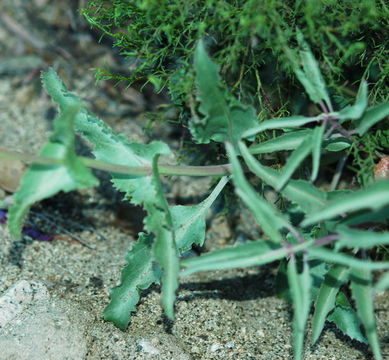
[340,206,389,227]
[226,142,288,243]
[276,258,327,305]
[190,40,257,147]
[327,292,367,344]
[239,141,327,213]
[43,67,171,206]
[308,247,389,270]
[172,176,229,252]
[293,32,331,106]
[311,264,349,344]
[8,103,98,239]
[104,176,228,329]
[311,125,325,181]
[324,138,351,152]
[276,135,313,190]
[302,181,389,227]
[351,268,382,360]
[75,111,171,205]
[339,81,368,123]
[336,226,389,250]
[249,130,312,154]
[355,102,389,135]
[181,240,312,276]
[287,256,311,360]
[41,68,83,107]
[243,115,320,138]
[149,155,179,320]
[103,233,162,330]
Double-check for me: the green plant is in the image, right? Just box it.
[1,40,389,360]
[82,0,389,117]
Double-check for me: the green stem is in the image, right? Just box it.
[0,148,231,177]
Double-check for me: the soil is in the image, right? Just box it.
[0,1,388,359]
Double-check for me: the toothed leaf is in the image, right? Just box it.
[8,83,98,239]
[42,67,171,206]
[190,40,257,147]
[312,264,349,344]
[103,233,162,330]
[327,292,367,344]
[172,176,229,252]
[293,32,330,106]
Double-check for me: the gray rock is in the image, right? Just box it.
[0,282,89,360]
[0,280,49,327]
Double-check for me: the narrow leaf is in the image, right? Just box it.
[308,247,389,270]
[324,138,352,152]
[341,206,389,227]
[190,40,257,146]
[351,268,382,360]
[181,240,312,276]
[302,181,389,227]
[249,130,312,154]
[103,233,161,330]
[226,142,288,243]
[339,81,368,122]
[311,264,349,344]
[8,103,98,239]
[311,125,325,181]
[276,135,313,190]
[287,257,311,360]
[149,155,179,320]
[243,115,320,138]
[336,226,389,250]
[355,102,389,135]
[239,141,327,213]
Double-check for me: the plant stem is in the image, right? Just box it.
[0,148,231,177]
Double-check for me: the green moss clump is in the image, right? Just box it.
[82,0,388,118]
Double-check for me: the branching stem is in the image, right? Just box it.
[0,148,231,177]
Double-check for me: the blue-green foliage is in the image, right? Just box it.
[5,38,389,360]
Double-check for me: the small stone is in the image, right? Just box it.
[137,338,160,355]
[210,342,222,352]
[225,341,235,349]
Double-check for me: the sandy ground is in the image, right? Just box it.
[0,1,388,359]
